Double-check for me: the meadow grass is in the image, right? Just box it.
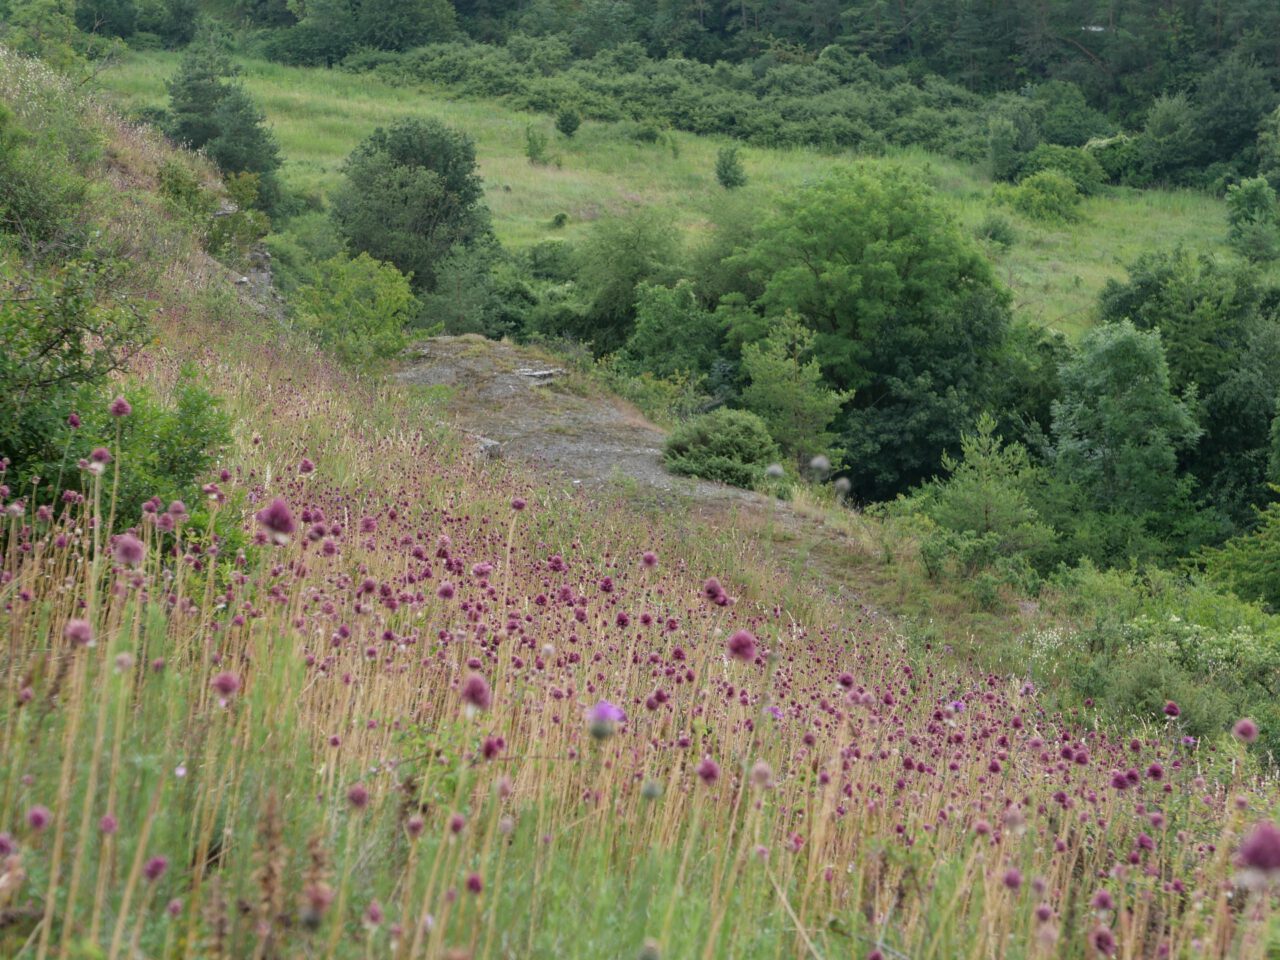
[4,47,1280,960]
[96,51,1235,338]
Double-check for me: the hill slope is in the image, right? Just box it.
[97,51,1235,337]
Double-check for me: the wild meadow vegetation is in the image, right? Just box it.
[4,0,1280,955]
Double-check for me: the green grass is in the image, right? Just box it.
[99,51,1233,337]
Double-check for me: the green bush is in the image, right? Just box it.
[0,258,148,484]
[999,170,1082,222]
[554,107,580,137]
[714,145,746,189]
[49,373,231,523]
[295,252,416,367]
[1019,143,1106,196]
[0,102,90,254]
[1226,176,1280,263]
[664,407,780,489]
[974,213,1016,248]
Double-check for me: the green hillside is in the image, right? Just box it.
[99,51,1232,337]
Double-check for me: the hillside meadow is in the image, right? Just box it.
[97,51,1234,337]
[4,45,1280,958]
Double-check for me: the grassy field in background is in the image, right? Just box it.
[100,51,1232,337]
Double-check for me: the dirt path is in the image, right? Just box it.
[395,335,765,507]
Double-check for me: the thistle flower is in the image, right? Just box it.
[255,497,296,545]
[112,532,145,567]
[461,673,492,711]
[727,629,757,662]
[108,396,132,417]
[64,618,93,647]
[1233,718,1259,744]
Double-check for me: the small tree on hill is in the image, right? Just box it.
[166,31,282,206]
[330,117,491,294]
[740,314,850,469]
[715,145,746,189]
[1226,177,1280,263]
[555,107,581,138]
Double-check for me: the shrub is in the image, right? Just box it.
[525,124,551,165]
[1019,143,1106,196]
[974,213,1016,248]
[45,373,231,522]
[0,102,90,254]
[664,407,780,489]
[295,252,416,367]
[554,106,580,137]
[1226,177,1280,263]
[0,259,148,481]
[330,117,491,293]
[1000,170,1081,222]
[714,145,746,189]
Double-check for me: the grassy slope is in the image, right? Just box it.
[5,48,1279,959]
[99,51,1232,338]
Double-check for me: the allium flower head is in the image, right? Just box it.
[144,855,169,882]
[64,618,93,647]
[211,671,240,699]
[727,629,757,662]
[1233,718,1259,744]
[641,551,658,568]
[347,784,370,810]
[588,700,625,739]
[1237,821,1280,874]
[26,805,51,831]
[461,673,492,711]
[299,458,315,474]
[112,532,145,567]
[465,872,483,894]
[255,497,296,545]
[1163,701,1180,718]
[109,396,132,417]
[1090,926,1116,957]
[1003,868,1022,890]
[696,757,720,785]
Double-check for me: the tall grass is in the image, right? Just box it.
[2,46,1278,959]
[95,51,1237,338]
